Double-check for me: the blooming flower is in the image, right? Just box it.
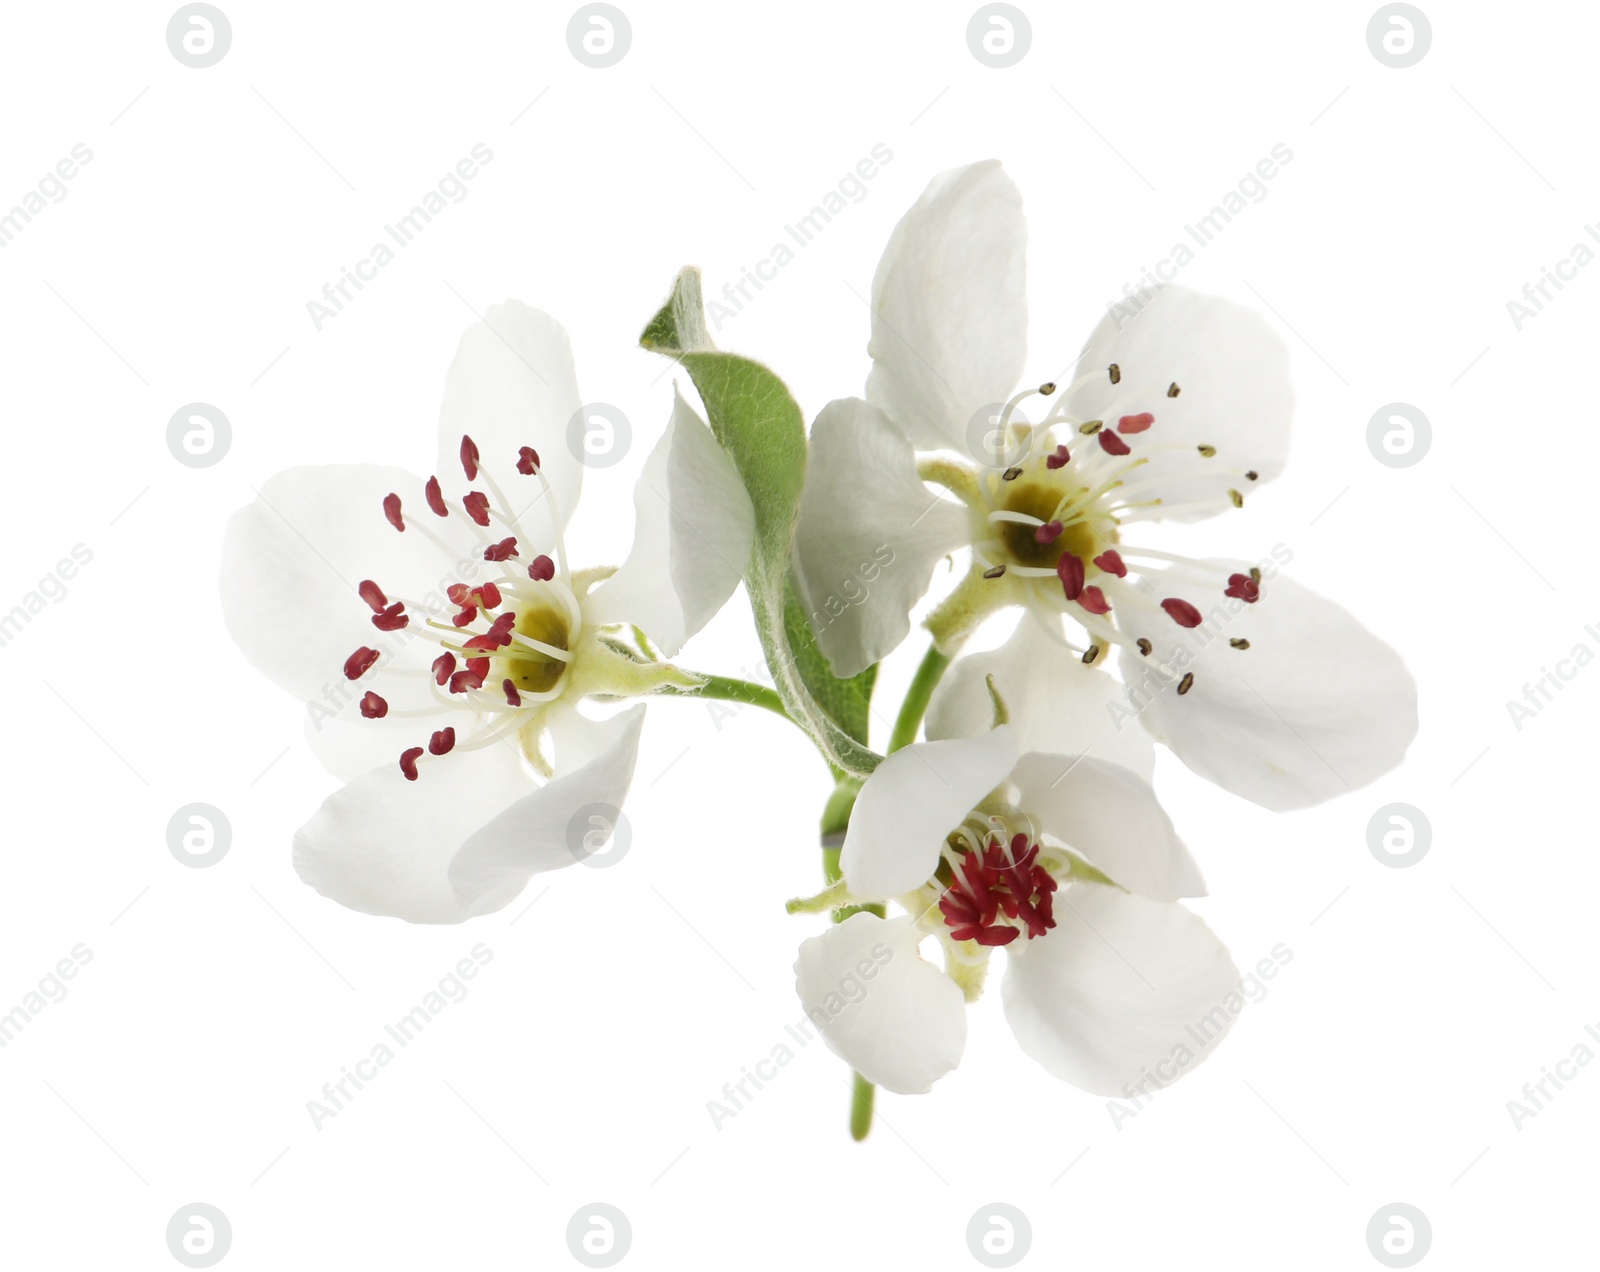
[792,724,1239,1095]
[222,303,753,921]
[793,160,1417,811]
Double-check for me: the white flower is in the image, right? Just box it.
[221,303,754,922]
[793,160,1417,811]
[793,725,1239,1095]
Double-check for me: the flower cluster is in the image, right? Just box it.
[221,161,1416,1136]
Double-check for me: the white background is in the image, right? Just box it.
[0,1,1593,1267]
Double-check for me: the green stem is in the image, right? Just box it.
[888,645,952,753]
[848,1071,876,1142]
[665,673,791,720]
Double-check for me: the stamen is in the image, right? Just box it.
[359,691,388,719]
[1057,554,1085,601]
[1167,382,1181,397]
[1161,598,1204,628]
[983,564,1007,579]
[358,580,388,612]
[425,476,449,517]
[1002,465,1023,482]
[1224,573,1260,603]
[1246,470,1259,481]
[1177,673,1195,695]
[432,652,456,685]
[1230,638,1250,650]
[344,647,380,680]
[1077,586,1111,615]
[503,679,521,706]
[1108,363,1121,384]
[429,727,456,756]
[1136,637,1153,656]
[1098,431,1131,457]
[484,537,519,562]
[1093,549,1127,578]
[517,446,542,475]
[1229,489,1244,508]
[1117,412,1155,434]
[383,493,404,532]
[528,555,556,582]
[399,746,424,781]
[460,435,480,480]
[1045,444,1071,470]
[1034,520,1064,545]
[1081,644,1100,665]
[371,603,408,632]
[464,492,492,526]
[1197,444,1216,458]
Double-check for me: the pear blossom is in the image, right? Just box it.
[793,725,1240,1095]
[221,302,754,922]
[792,160,1417,812]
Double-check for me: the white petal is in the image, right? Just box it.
[793,913,966,1094]
[1009,753,1205,901]
[293,737,533,924]
[1064,286,1293,521]
[1003,886,1239,1094]
[448,707,645,915]
[841,727,1017,900]
[926,615,1156,781]
[437,302,584,546]
[792,397,969,678]
[1123,569,1417,811]
[865,161,1028,454]
[585,392,754,655]
[221,464,478,707]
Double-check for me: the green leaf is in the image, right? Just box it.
[783,581,876,748]
[641,268,879,777]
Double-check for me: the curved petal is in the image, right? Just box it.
[437,302,584,548]
[1002,885,1239,1094]
[1122,568,1417,812]
[841,727,1017,900]
[221,464,480,707]
[448,707,645,915]
[1010,753,1204,901]
[794,912,966,1094]
[926,615,1156,781]
[865,161,1028,453]
[585,392,754,655]
[792,397,970,678]
[1063,286,1293,521]
[292,737,534,924]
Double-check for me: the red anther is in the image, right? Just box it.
[1117,412,1155,434]
[383,493,404,532]
[425,476,448,517]
[1224,572,1261,603]
[517,446,542,475]
[940,835,1058,946]
[432,652,457,685]
[359,691,388,719]
[1034,519,1064,545]
[466,656,490,680]
[447,583,471,605]
[476,581,502,609]
[399,746,424,781]
[1098,430,1132,456]
[1161,598,1204,628]
[448,670,477,695]
[528,555,555,582]
[1045,444,1071,470]
[1078,586,1111,615]
[371,603,409,631]
[1056,553,1085,601]
[484,537,518,562]
[488,612,517,641]
[358,580,388,612]
[344,646,380,680]
[460,435,480,480]
[428,727,456,756]
[448,659,489,694]
[1093,549,1127,578]
[463,634,498,652]
[451,607,477,628]
[503,679,521,706]
[463,491,491,527]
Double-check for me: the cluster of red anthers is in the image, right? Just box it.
[938,833,1059,947]
[339,433,558,780]
[1035,402,1264,640]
